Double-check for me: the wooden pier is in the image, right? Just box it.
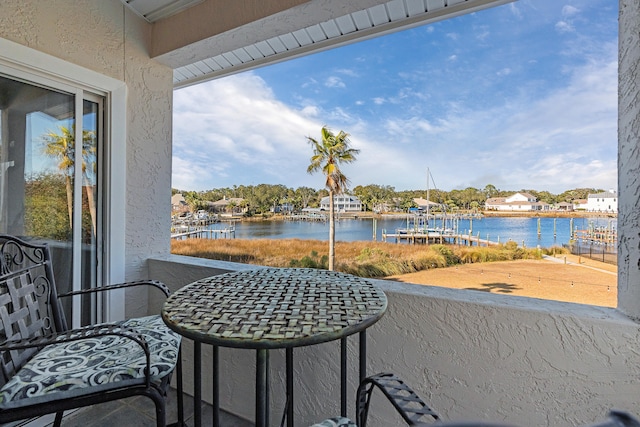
[286,213,327,222]
[171,221,236,240]
[573,228,617,246]
[382,229,500,246]
[171,227,235,240]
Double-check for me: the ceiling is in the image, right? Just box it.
[121,0,204,23]
[122,0,514,88]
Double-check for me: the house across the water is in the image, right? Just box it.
[319,195,362,212]
[485,192,549,211]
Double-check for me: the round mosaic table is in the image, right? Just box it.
[161,267,387,427]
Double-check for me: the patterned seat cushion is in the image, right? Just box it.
[310,417,358,427]
[0,315,180,410]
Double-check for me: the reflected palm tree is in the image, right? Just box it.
[42,124,97,236]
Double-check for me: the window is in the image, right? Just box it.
[0,72,103,327]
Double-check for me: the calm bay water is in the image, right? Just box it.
[221,216,617,248]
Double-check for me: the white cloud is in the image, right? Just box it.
[555,20,574,33]
[325,76,345,88]
[301,77,318,88]
[336,68,359,77]
[556,5,580,34]
[173,73,326,190]
[509,3,522,19]
[172,2,617,194]
[562,5,579,17]
[301,105,320,117]
[357,47,618,192]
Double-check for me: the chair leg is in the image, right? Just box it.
[146,387,167,427]
[176,347,184,426]
[53,411,64,427]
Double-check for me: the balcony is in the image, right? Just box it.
[3,1,640,426]
[111,254,640,427]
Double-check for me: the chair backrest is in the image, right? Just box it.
[0,234,65,388]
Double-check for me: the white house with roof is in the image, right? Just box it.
[485,192,549,211]
[573,199,589,210]
[412,197,442,212]
[319,195,362,212]
[586,191,618,213]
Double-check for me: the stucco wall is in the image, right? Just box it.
[149,256,640,427]
[0,0,174,316]
[618,0,640,319]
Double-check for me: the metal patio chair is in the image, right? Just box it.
[312,373,640,427]
[312,373,442,427]
[0,234,183,427]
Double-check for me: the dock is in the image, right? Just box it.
[286,213,327,222]
[171,220,236,240]
[382,229,500,246]
[573,228,617,246]
[171,226,235,240]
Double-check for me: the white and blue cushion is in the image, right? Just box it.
[311,417,358,427]
[0,315,180,410]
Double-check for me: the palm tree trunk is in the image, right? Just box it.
[329,190,335,271]
[65,176,73,229]
[83,173,97,237]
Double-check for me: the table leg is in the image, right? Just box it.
[213,345,219,427]
[340,337,347,417]
[359,331,367,382]
[194,341,202,427]
[286,348,294,427]
[256,349,270,427]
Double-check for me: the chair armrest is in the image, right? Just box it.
[585,411,640,427]
[356,373,440,427]
[0,324,152,385]
[58,279,171,298]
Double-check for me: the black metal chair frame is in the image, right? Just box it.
[356,373,439,427]
[354,373,639,427]
[0,234,183,427]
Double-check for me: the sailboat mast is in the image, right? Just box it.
[426,168,430,218]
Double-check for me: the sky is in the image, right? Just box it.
[172,0,618,195]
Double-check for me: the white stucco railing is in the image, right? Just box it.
[147,255,640,427]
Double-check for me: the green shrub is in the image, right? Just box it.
[289,251,328,269]
[431,244,461,266]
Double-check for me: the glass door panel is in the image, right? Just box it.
[81,99,100,325]
[0,74,103,326]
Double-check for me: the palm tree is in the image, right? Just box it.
[307,126,359,270]
[42,124,97,236]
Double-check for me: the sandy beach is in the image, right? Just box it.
[386,253,617,307]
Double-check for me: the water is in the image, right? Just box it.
[215,216,617,248]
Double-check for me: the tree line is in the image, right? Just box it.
[173,184,604,216]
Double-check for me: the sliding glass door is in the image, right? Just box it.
[0,74,103,326]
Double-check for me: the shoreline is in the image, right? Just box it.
[230,210,618,222]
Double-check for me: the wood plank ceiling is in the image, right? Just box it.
[122,0,514,88]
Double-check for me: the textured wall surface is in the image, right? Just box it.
[0,0,174,316]
[150,256,640,427]
[618,0,640,319]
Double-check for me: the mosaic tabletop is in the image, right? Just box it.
[161,268,387,349]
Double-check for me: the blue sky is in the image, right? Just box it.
[173,0,618,194]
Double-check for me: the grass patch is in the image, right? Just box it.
[171,238,549,278]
